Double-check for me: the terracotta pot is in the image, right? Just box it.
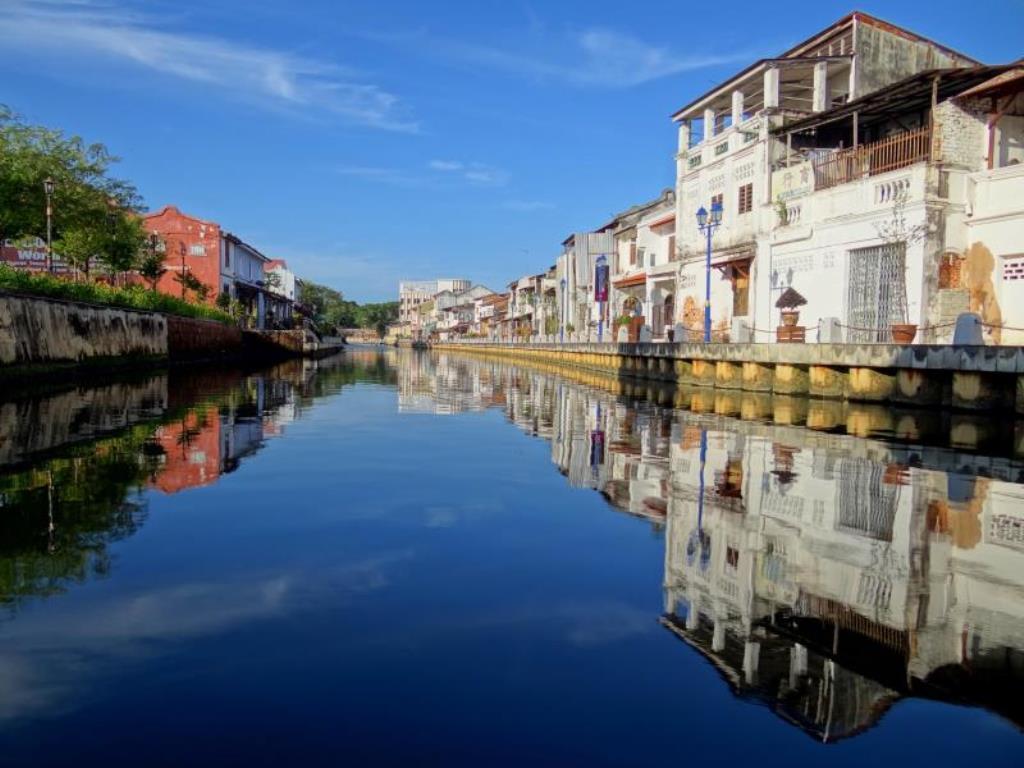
[780,310,800,327]
[891,323,918,344]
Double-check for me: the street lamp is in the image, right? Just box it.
[179,241,187,299]
[696,199,723,343]
[43,177,55,273]
[559,277,566,343]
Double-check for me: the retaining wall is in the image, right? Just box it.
[0,291,166,366]
[434,340,1024,414]
[167,315,243,360]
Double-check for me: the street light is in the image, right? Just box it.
[696,199,723,343]
[43,177,55,273]
[559,277,566,343]
[179,241,187,299]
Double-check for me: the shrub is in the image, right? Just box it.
[0,265,233,324]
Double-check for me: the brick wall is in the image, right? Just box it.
[935,99,986,171]
[166,315,242,360]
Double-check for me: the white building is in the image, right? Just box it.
[671,12,978,343]
[222,233,272,329]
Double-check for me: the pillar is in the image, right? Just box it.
[715,361,741,389]
[809,365,848,399]
[678,121,691,154]
[691,359,716,387]
[704,107,715,141]
[742,361,774,392]
[952,372,1013,411]
[773,364,809,395]
[812,60,828,112]
[731,89,745,126]
[848,367,895,402]
[764,67,780,109]
[893,368,946,407]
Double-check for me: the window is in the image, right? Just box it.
[637,247,647,267]
[738,183,753,214]
[629,241,637,266]
[224,244,230,268]
[189,244,206,257]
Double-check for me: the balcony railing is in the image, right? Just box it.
[812,127,932,191]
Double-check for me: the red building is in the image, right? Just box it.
[142,205,223,305]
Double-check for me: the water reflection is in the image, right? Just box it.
[402,350,1024,737]
[0,348,1020,754]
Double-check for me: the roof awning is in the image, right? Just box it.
[613,272,647,288]
[647,213,676,228]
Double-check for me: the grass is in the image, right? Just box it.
[0,265,233,324]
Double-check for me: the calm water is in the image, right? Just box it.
[0,348,1021,765]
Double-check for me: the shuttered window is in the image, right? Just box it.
[738,183,753,214]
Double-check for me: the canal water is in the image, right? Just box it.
[0,348,1021,765]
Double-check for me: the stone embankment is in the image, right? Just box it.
[0,291,336,378]
[433,340,1024,414]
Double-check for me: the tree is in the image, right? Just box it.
[0,106,143,249]
[174,270,206,303]
[54,226,105,279]
[138,237,167,290]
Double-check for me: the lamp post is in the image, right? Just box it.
[43,177,54,273]
[696,199,723,343]
[560,277,566,343]
[179,241,187,299]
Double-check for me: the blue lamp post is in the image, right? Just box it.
[696,199,723,343]
[560,277,566,343]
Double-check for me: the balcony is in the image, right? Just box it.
[812,127,932,191]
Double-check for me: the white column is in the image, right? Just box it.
[731,90,745,125]
[703,108,715,142]
[812,61,829,112]
[743,640,761,683]
[764,67,780,109]
[677,121,691,153]
[712,619,726,652]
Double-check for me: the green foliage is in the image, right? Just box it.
[299,279,398,335]
[544,315,559,335]
[0,105,143,247]
[0,264,232,323]
[138,237,168,290]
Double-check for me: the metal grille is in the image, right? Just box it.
[846,243,908,342]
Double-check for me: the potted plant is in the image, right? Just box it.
[775,286,807,326]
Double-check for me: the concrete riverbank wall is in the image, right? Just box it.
[0,291,167,368]
[433,340,1024,414]
[167,315,243,360]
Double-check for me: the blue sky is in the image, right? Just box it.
[1,0,1020,301]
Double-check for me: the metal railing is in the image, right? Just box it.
[812,127,932,191]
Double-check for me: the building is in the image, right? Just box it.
[264,259,298,328]
[399,279,471,338]
[671,12,980,342]
[758,64,1023,344]
[143,205,283,329]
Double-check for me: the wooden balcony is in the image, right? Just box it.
[812,127,932,191]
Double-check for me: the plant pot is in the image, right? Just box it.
[780,310,800,327]
[891,323,917,344]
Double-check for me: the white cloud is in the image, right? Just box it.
[375,24,745,88]
[428,159,508,186]
[428,160,464,171]
[0,1,417,132]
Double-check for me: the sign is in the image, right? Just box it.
[0,239,69,273]
[771,159,814,202]
[594,262,609,302]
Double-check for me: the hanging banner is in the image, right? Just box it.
[594,262,609,302]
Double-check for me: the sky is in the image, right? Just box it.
[0,0,1021,302]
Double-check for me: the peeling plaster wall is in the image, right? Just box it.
[0,293,167,366]
[854,24,975,99]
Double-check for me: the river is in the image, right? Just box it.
[0,348,1021,765]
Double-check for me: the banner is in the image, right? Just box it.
[594,262,609,302]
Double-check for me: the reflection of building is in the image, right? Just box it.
[395,350,1024,735]
[662,418,1024,738]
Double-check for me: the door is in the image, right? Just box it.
[846,244,907,342]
